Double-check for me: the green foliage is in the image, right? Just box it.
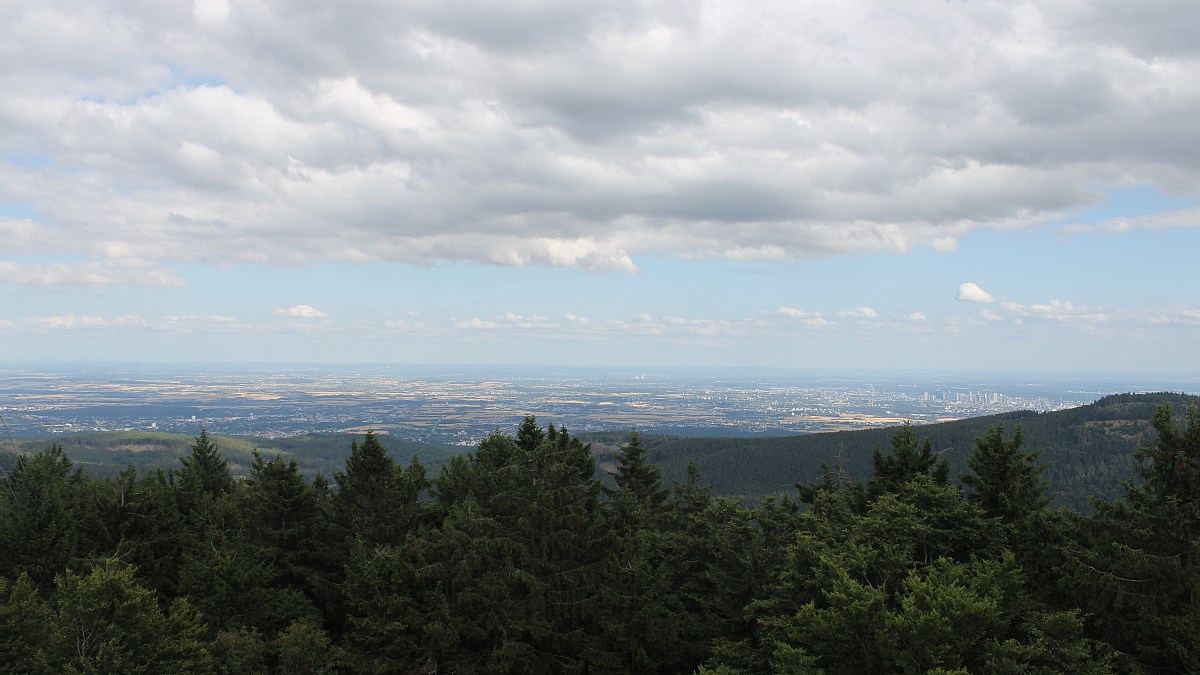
[607,430,670,518]
[961,424,1049,526]
[4,562,212,674]
[176,430,235,502]
[622,393,1200,508]
[869,422,950,498]
[5,400,1195,673]
[244,453,327,598]
[333,432,428,548]
[0,445,85,586]
[211,627,267,674]
[1065,403,1200,673]
[274,620,338,674]
[1,574,55,673]
[436,420,605,672]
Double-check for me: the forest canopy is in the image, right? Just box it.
[3,399,1199,673]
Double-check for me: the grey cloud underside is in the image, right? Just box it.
[2,0,1198,272]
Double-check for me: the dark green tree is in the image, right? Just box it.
[595,431,680,673]
[4,562,212,673]
[333,432,428,549]
[0,445,86,587]
[244,453,325,596]
[516,415,546,452]
[413,419,607,673]
[606,430,670,520]
[1068,403,1200,672]
[868,422,949,498]
[175,430,234,504]
[961,424,1049,526]
[114,469,189,598]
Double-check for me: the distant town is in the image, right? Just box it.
[2,364,1198,444]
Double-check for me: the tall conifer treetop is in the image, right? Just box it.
[177,430,234,498]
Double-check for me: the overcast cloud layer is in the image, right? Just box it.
[2,0,1198,276]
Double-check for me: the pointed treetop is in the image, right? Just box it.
[869,422,948,498]
[178,429,233,497]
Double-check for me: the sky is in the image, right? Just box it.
[1,0,1198,372]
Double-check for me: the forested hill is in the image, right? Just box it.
[3,392,1196,512]
[0,431,463,481]
[588,392,1200,510]
[6,403,1200,672]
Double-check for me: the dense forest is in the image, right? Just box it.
[2,397,1199,673]
[594,392,1200,510]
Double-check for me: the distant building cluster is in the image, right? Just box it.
[0,365,1137,441]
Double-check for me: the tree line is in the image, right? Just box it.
[2,404,1198,673]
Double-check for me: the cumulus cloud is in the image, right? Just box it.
[906,312,927,322]
[957,283,996,304]
[274,305,329,319]
[1,1,1197,273]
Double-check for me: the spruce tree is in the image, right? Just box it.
[868,422,948,498]
[0,445,85,587]
[333,432,427,548]
[176,430,234,501]
[1071,402,1200,672]
[962,424,1049,526]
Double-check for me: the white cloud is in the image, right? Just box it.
[1063,207,1200,235]
[162,315,244,332]
[777,306,831,327]
[0,261,186,288]
[2,1,1197,272]
[27,315,108,329]
[500,312,557,329]
[929,237,958,252]
[996,298,1109,323]
[837,307,878,319]
[957,282,996,304]
[274,305,329,319]
[906,312,927,322]
[454,317,498,329]
[777,306,817,319]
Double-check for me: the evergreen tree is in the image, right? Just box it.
[415,419,606,673]
[333,432,428,548]
[596,431,679,673]
[4,562,212,673]
[961,424,1049,526]
[516,415,546,452]
[670,462,713,518]
[606,430,670,520]
[1068,403,1200,672]
[175,430,234,504]
[868,422,949,498]
[245,452,326,595]
[116,469,189,599]
[0,445,85,587]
